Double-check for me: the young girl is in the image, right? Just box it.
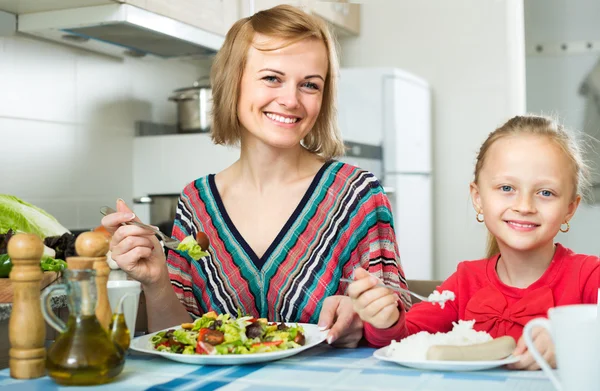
[347,115,600,370]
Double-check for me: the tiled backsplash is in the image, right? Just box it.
[0,34,210,230]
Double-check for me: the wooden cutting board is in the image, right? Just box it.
[0,271,61,303]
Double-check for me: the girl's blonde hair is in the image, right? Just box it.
[210,4,345,159]
[473,115,591,258]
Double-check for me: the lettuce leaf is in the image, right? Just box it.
[177,235,209,260]
[0,195,69,238]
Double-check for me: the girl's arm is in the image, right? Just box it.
[581,255,600,303]
[363,272,460,347]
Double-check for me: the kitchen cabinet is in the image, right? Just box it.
[252,0,360,36]
[0,0,239,37]
[121,0,239,37]
[309,0,359,36]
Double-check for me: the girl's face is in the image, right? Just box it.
[237,35,328,150]
[470,134,581,254]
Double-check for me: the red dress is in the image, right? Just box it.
[364,243,600,347]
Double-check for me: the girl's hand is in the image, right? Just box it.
[507,327,556,370]
[101,199,168,286]
[346,267,400,329]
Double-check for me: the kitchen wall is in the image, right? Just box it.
[524,0,600,256]
[0,33,209,230]
[339,0,526,279]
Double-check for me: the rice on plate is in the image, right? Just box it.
[386,320,491,361]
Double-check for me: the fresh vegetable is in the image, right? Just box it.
[177,235,209,261]
[40,256,67,272]
[0,194,70,237]
[195,232,210,252]
[43,232,76,260]
[151,313,306,355]
[0,254,66,278]
[0,254,12,278]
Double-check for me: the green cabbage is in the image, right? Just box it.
[0,195,69,238]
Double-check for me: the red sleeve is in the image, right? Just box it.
[363,270,461,347]
[580,255,600,303]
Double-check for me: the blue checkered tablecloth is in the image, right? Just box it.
[0,345,554,391]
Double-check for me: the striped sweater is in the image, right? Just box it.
[166,160,410,323]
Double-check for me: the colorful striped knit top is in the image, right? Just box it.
[166,160,411,323]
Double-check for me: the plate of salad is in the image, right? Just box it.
[130,311,328,365]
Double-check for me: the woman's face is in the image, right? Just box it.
[237,35,328,150]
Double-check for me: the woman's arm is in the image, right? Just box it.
[143,271,192,332]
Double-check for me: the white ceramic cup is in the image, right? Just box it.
[523,304,599,391]
[107,280,142,333]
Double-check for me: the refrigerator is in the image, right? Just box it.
[338,68,433,280]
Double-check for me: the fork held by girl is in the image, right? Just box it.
[347,115,600,370]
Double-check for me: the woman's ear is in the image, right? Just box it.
[470,182,482,213]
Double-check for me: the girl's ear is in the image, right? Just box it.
[470,182,483,213]
[565,194,582,223]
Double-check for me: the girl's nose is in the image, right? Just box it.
[513,193,536,214]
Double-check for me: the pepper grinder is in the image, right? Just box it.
[74,232,112,330]
[7,233,46,379]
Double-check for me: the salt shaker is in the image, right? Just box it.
[7,233,46,379]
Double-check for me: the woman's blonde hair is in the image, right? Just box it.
[210,4,345,159]
[473,115,591,258]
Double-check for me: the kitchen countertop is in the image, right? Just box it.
[0,295,66,322]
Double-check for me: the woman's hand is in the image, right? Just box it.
[101,199,168,286]
[507,327,556,370]
[318,295,363,348]
[346,267,400,329]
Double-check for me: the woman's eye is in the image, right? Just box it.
[302,81,320,90]
[262,75,279,83]
[500,185,513,192]
[540,190,553,197]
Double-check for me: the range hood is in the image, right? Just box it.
[18,4,224,58]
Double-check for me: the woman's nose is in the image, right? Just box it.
[276,85,300,109]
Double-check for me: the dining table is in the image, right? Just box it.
[0,344,555,391]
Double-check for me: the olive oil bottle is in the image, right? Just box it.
[42,268,125,385]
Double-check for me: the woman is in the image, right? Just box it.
[102,5,410,348]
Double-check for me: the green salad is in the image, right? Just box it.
[176,235,209,261]
[150,311,306,355]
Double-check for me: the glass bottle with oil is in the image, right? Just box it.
[41,268,125,385]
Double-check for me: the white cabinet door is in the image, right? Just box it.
[309,0,359,36]
[384,76,432,173]
[338,68,384,146]
[387,174,433,280]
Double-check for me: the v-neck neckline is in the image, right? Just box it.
[208,160,333,270]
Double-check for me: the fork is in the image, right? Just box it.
[99,206,181,251]
[339,277,434,303]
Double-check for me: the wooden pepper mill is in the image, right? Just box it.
[74,232,112,330]
[7,233,46,379]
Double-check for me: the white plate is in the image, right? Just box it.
[130,323,327,365]
[373,346,520,371]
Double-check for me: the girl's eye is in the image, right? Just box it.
[500,185,513,192]
[540,190,553,197]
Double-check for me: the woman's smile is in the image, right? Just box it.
[264,111,302,126]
